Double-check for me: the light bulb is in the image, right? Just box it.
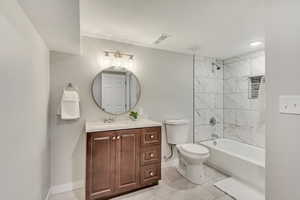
[250,41,263,47]
[128,58,134,69]
[101,55,112,68]
[113,57,122,67]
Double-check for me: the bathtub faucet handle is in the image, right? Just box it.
[211,133,219,139]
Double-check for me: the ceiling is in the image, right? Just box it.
[80,0,264,58]
[18,0,80,54]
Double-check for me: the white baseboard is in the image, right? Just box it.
[48,161,174,198]
[51,180,84,195]
[44,188,52,200]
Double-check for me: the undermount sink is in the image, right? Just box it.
[85,119,161,133]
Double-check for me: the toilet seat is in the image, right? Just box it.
[180,143,209,156]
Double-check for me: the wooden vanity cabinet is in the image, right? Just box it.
[86,127,161,200]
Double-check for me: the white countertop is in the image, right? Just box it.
[85,119,162,133]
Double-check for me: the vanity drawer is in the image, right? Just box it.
[141,127,161,147]
[141,164,161,186]
[141,146,161,166]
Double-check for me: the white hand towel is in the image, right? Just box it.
[62,90,80,101]
[61,90,80,120]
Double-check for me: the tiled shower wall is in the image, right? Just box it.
[223,51,265,148]
[194,57,223,142]
[194,51,265,148]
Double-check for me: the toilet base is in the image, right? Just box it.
[176,158,208,185]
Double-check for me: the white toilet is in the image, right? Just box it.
[164,119,210,184]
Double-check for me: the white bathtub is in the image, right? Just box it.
[201,139,265,193]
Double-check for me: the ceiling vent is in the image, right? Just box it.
[153,33,171,44]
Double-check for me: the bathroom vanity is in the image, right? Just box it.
[85,119,162,200]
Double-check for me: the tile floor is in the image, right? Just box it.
[49,165,234,200]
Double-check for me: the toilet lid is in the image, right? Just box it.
[181,144,209,155]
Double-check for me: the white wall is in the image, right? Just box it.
[223,51,265,148]
[266,1,300,199]
[17,0,80,54]
[49,37,193,187]
[0,1,50,200]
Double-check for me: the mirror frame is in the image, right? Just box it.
[91,67,142,115]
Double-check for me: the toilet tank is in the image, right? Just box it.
[164,119,189,144]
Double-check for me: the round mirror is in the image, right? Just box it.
[92,67,141,115]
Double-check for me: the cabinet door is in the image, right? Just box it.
[115,129,140,193]
[86,131,116,200]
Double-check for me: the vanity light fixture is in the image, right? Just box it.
[101,50,135,69]
[249,41,263,47]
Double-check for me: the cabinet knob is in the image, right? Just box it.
[117,136,120,140]
[150,135,154,139]
[112,136,116,140]
[149,171,154,176]
[150,153,154,158]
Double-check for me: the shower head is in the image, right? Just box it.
[212,62,222,70]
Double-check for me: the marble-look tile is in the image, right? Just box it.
[224,93,250,110]
[236,93,251,109]
[195,109,210,125]
[236,60,251,77]
[224,125,254,145]
[223,64,235,80]
[249,98,259,110]
[215,124,224,138]
[223,124,243,143]
[224,110,236,125]
[215,67,224,80]
[253,132,265,148]
[195,94,215,109]
[194,56,224,142]
[195,125,212,142]
[49,165,232,200]
[223,78,237,93]
[251,55,265,75]
[194,78,208,93]
[195,108,222,125]
[197,78,217,93]
[236,77,249,93]
[223,52,265,148]
[225,60,251,79]
[215,94,223,109]
[195,58,211,78]
[217,79,224,94]
[236,110,252,126]
[223,94,239,109]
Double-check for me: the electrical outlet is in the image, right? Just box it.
[280,95,300,114]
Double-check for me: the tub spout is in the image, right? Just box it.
[211,134,219,140]
[211,134,219,145]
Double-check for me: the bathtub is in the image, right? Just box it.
[201,138,265,193]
